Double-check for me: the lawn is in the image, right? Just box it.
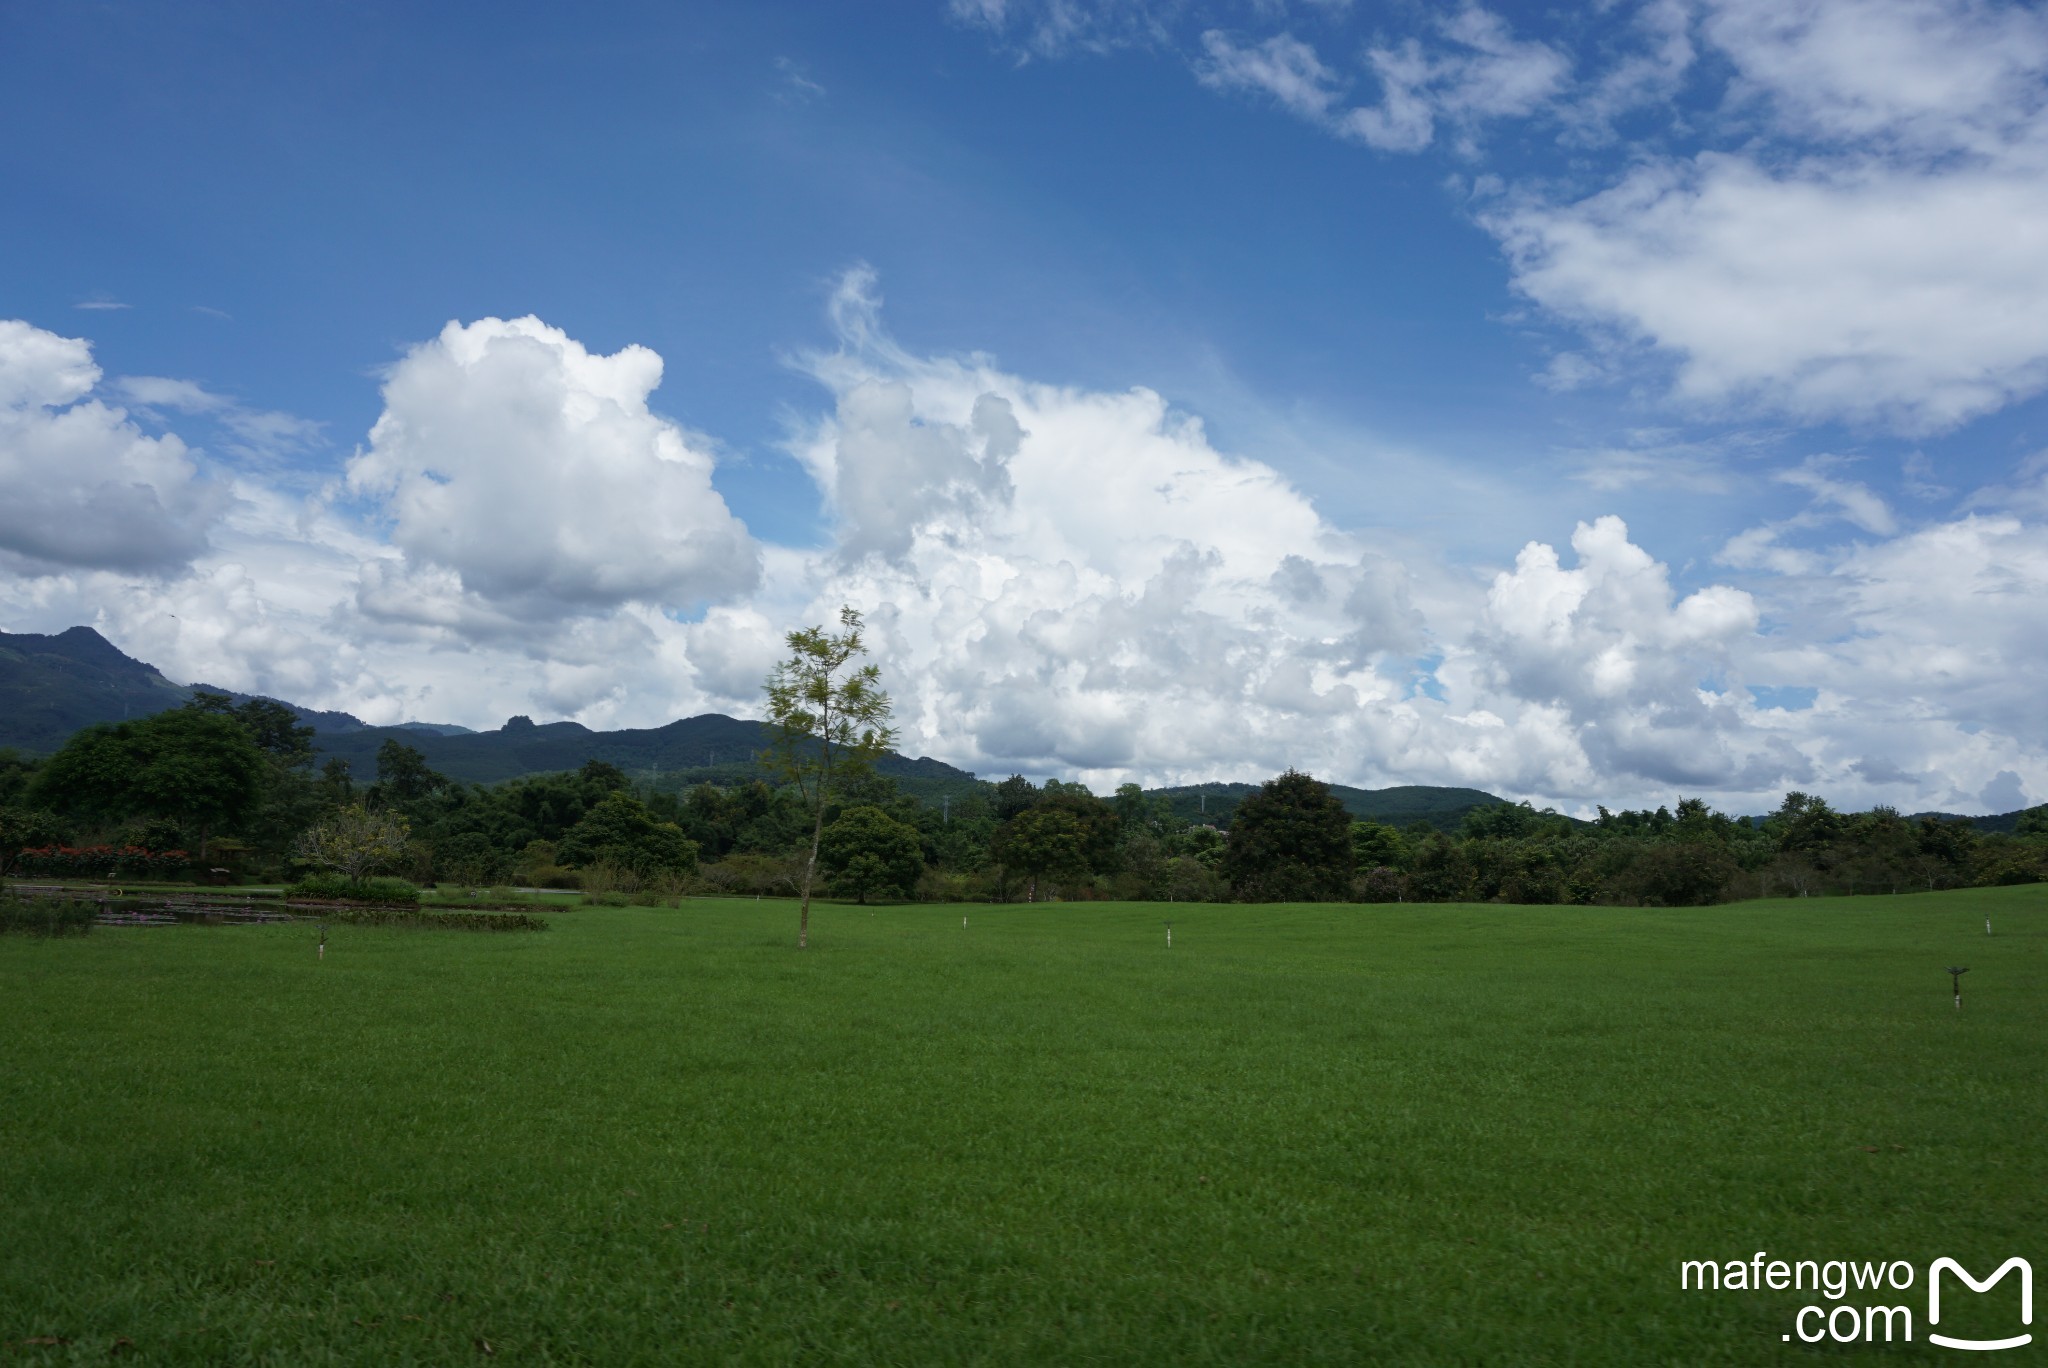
[1,888,2042,1364]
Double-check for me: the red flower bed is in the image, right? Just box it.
[15,846,191,878]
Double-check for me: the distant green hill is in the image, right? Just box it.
[0,625,470,754]
[0,627,195,753]
[1144,780,1511,833]
[309,712,986,806]
[28,626,2027,837]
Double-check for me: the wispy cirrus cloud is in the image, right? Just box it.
[961,0,2048,436]
[116,375,325,463]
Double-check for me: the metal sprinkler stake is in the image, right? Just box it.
[1947,965,1969,1010]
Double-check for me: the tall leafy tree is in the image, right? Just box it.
[992,785,1120,900]
[185,693,322,865]
[28,710,265,858]
[1222,769,1354,902]
[764,606,896,949]
[557,791,697,877]
[994,805,1089,901]
[374,739,448,804]
[820,804,923,903]
[1350,820,1407,872]
[991,774,1039,822]
[0,806,64,878]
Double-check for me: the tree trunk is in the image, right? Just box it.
[798,801,825,949]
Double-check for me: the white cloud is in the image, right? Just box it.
[1477,0,2048,432]
[116,375,324,462]
[773,55,826,102]
[947,0,1171,59]
[1016,0,2048,434]
[1702,0,2048,152]
[10,300,2046,815]
[1775,459,1895,535]
[1195,8,1568,152]
[1492,149,2048,431]
[344,316,759,624]
[0,319,230,575]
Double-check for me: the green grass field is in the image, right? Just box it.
[2,888,2042,1364]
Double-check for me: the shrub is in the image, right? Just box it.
[318,907,548,931]
[578,859,634,895]
[1352,866,1404,903]
[700,853,801,897]
[580,891,633,907]
[0,895,96,936]
[285,872,422,904]
[1608,843,1740,906]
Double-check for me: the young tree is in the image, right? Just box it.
[295,803,412,882]
[764,606,897,949]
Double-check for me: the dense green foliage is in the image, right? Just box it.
[1221,769,1355,901]
[28,708,267,856]
[819,804,923,903]
[0,889,2040,1362]
[0,892,95,936]
[4,688,2043,907]
[555,792,698,880]
[283,873,422,905]
[315,906,549,931]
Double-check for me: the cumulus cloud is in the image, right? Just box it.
[10,299,2045,815]
[756,282,1838,805]
[0,319,230,574]
[1484,0,2048,432]
[345,316,759,624]
[1492,148,2048,431]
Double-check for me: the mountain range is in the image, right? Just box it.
[4,625,2029,832]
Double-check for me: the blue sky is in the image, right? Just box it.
[3,0,2046,814]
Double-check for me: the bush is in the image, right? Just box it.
[1608,843,1739,906]
[285,872,422,904]
[699,853,800,897]
[580,891,633,907]
[318,907,548,931]
[1352,866,1404,903]
[0,895,96,936]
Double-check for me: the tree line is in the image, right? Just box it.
[1,694,2042,904]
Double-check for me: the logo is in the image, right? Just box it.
[1929,1257,2032,1352]
[1680,1251,2033,1350]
